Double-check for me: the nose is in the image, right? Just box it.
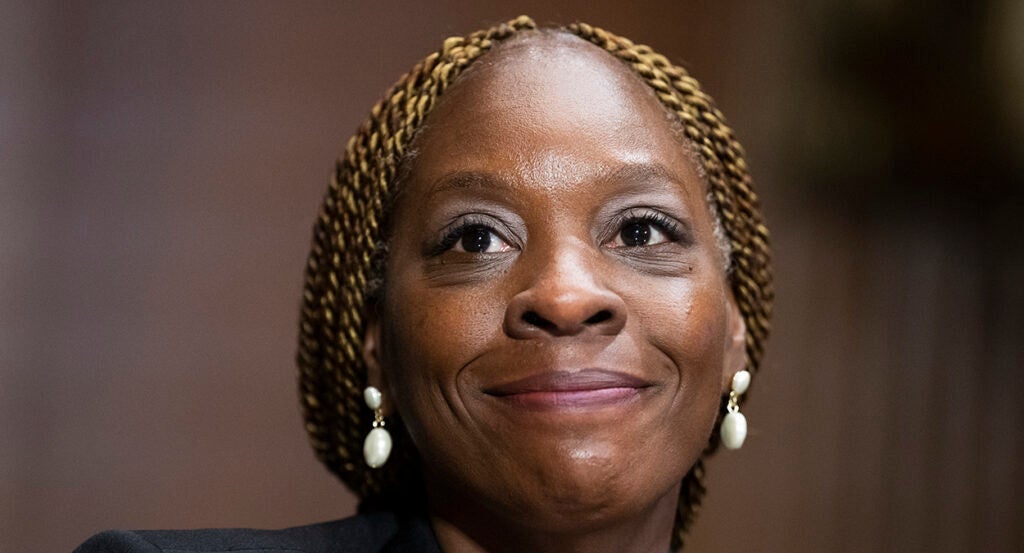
[504,243,627,339]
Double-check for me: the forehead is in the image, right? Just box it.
[402,32,702,200]
[447,34,659,133]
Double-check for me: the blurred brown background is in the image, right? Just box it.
[2,1,1022,552]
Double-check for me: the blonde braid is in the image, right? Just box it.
[298,15,773,549]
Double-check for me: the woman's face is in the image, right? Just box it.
[366,35,746,533]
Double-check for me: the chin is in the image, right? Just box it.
[497,437,688,529]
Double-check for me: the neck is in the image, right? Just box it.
[426,483,680,553]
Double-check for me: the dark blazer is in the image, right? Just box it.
[73,511,442,553]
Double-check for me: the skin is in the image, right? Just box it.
[363,33,747,553]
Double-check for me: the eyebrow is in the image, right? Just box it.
[426,161,689,199]
[596,162,688,191]
[427,171,506,198]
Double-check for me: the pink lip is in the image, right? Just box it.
[484,369,653,410]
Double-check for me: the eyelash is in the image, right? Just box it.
[429,209,684,256]
[431,216,508,256]
[608,210,684,244]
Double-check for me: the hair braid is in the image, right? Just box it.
[297,15,773,550]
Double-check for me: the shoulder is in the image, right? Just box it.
[73,511,438,553]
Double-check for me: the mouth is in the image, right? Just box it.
[483,369,654,410]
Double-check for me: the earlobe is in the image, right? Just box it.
[721,294,748,394]
[361,311,392,415]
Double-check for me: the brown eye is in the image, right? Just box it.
[461,226,493,253]
[607,220,670,248]
[620,222,652,247]
[451,225,514,254]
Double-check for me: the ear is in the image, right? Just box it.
[721,293,748,394]
[361,308,393,416]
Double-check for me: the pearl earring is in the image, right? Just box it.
[362,386,392,468]
[720,370,750,450]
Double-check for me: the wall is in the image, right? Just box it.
[2,1,1021,551]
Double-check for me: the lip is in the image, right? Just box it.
[483,369,653,410]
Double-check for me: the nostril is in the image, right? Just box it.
[522,311,552,330]
[584,310,613,325]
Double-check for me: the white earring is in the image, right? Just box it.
[362,386,392,468]
[720,370,751,450]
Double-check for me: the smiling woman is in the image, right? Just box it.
[76,15,772,553]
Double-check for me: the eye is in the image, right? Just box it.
[605,213,678,248]
[447,224,515,254]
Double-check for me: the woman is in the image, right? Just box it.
[77,15,772,553]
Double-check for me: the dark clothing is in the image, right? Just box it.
[73,511,442,553]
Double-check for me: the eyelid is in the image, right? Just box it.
[601,207,688,246]
[429,213,519,256]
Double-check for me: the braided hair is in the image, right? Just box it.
[297,15,773,550]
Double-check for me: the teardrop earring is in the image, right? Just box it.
[362,386,392,468]
[720,370,750,450]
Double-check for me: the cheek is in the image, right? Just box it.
[633,276,728,426]
[636,273,727,359]
[379,272,507,431]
